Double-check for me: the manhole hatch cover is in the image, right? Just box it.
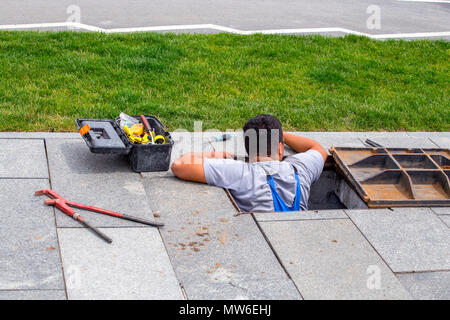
[330,147,450,208]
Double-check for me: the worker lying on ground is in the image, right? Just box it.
[171,114,327,212]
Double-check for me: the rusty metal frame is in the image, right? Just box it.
[330,147,450,208]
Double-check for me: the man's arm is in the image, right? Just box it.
[171,151,233,183]
[283,132,327,162]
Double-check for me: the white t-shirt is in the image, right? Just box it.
[203,150,324,212]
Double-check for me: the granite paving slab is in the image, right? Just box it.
[142,176,301,300]
[356,132,411,139]
[0,290,66,300]
[185,279,302,300]
[0,179,64,290]
[397,272,450,300]
[209,130,248,158]
[406,132,450,139]
[0,132,80,139]
[0,139,48,178]
[57,227,184,300]
[289,132,365,153]
[439,215,450,228]
[356,135,437,148]
[46,139,156,228]
[254,210,347,222]
[260,219,411,300]
[430,207,450,215]
[429,137,449,149]
[287,132,441,150]
[345,208,450,272]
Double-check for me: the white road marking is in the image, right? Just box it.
[0,22,448,39]
[371,31,450,39]
[397,0,450,3]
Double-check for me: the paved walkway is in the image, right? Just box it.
[0,131,449,300]
[1,0,450,40]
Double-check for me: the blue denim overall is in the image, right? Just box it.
[266,167,302,212]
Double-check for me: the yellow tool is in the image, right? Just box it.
[153,135,166,144]
[130,123,144,136]
[141,133,150,144]
[123,125,150,144]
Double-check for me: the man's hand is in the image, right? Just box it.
[283,132,327,162]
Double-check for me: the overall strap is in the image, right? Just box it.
[266,165,302,212]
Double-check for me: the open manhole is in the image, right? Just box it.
[227,155,370,212]
[228,147,450,212]
[330,147,450,208]
[308,156,367,210]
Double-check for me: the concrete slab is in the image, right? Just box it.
[439,215,450,228]
[1,0,450,38]
[260,219,411,300]
[209,130,248,158]
[0,139,48,178]
[143,176,301,300]
[57,227,184,300]
[289,132,365,153]
[254,210,347,222]
[406,132,450,139]
[46,139,156,228]
[346,208,450,272]
[319,137,366,152]
[429,137,450,149]
[0,179,64,290]
[0,290,66,300]
[357,132,411,139]
[0,132,80,139]
[357,134,437,149]
[186,279,302,300]
[430,207,450,215]
[397,272,450,300]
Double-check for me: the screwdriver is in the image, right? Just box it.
[205,134,233,144]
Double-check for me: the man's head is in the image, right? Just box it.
[243,114,284,161]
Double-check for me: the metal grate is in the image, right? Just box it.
[330,147,450,208]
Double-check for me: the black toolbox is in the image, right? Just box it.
[76,115,173,172]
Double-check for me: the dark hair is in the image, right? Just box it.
[243,114,283,158]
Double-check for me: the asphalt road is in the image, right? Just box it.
[1,0,449,39]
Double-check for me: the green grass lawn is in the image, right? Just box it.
[0,31,448,132]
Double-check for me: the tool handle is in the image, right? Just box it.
[79,219,113,244]
[140,115,151,132]
[215,134,232,142]
[67,202,163,227]
[35,189,66,201]
[365,139,383,148]
[121,214,164,228]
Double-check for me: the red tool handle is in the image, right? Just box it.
[67,201,122,218]
[140,115,151,132]
[36,189,164,228]
[44,199,75,216]
[36,189,66,201]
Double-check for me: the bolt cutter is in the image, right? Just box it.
[35,189,164,244]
